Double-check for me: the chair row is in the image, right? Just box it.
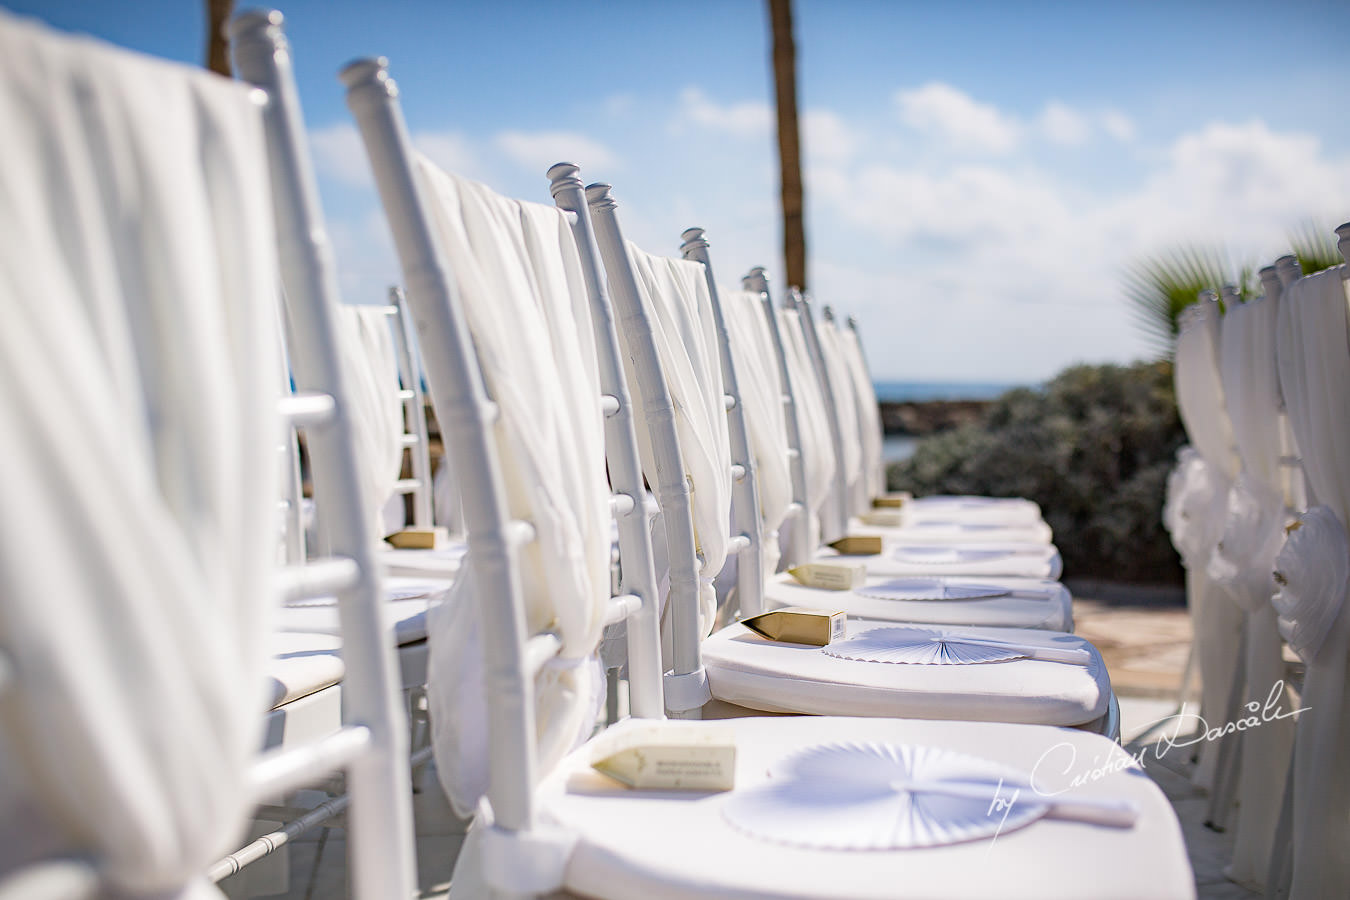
[1165,237,1350,899]
[0,7,1193,899]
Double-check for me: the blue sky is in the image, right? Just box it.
[7,0,1350,381]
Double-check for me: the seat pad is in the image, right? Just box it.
[764,573,1072,631]
[531,716,1193,900]
[849,517,1053,545]
[381,541,469,578]
[276,575,451,644]
[821,542,1063,579]
[701,620,1109,726]
[266,631,344,709]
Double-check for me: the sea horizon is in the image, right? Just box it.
[872,379,1025,404]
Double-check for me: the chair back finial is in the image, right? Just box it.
[743,266,769,294]
[1220,284,1241,307]
[1259,265,1282,303]
[1275,255,1302,288]
[1336,222,1350,267]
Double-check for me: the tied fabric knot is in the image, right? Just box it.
[1164,448,1231,569]
[1272,505,1350,663]
[1208,473,1288,612]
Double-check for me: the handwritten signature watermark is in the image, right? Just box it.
[979,680,1308,847]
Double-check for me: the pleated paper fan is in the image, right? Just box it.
[823,626,1025,665]
[891,546,1008,565]
[853,577,1010,602]
[285,585,436,608]
[723,742,1046,850]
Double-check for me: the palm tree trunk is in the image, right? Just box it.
[205,0,234,77]
[768,0,806,292]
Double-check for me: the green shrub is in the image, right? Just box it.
[887,361,1185,583]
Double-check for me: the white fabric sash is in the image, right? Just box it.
[722,289,792,574]
[840,326,886,502]
[336,305,405,539]
[778,309,838,547]
[0,12,280,896]
[1272,267,1350,898]
[622,243,732,638]
[816,318,864,510]
[414,164,611,817]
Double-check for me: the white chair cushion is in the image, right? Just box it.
[847,517,1053,545]
[275,575,451,645]
[532,716,1193,900]
[381,541,470,578]
[266,631,344,709]
[763,573,1073,631]
[822,542,1063,579]
[701,621,1109,726]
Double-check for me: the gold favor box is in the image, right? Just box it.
[590,723,736,791]
[873,492,911,508]
[742,606,847,646]
[859,510,905,527]
[828,535,885,556]
[788,561,868,590]
[385,526,451,550]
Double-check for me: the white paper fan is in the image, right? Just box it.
[284,585,435,608]
[824,626,1025,665]
[853,577,1010,602]
[891,546,1009,565]
[722,742,1046,850]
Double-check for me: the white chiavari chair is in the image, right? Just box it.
[0,9,417,898]
[586,197,1115,735]
[1262,226,1350,900]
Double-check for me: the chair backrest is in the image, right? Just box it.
[388,287,437,529]
[716,282,794,578]
[842,314,888,503]
[818,306,867,516]
[336,301,407,537]
[790,291,852,541]
[342,57,666,895]
[584,186,721,716]
[744,267,814,566]
[0,9,414,898]
[231,12,416,899]
[680,228,767,618]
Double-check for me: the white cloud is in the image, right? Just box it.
[494,130,617,175]
[1100,110,1136,142]
[415,131,480,179]
[677,86,773,139]
[1038,102,1091,147]
[309,122,372,188]
[803,108,860,162]
[894,82,1021,155]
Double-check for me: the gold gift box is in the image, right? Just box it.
[384,526,451,550]
[590,723,736,791]
[788,561,869,590]
[742,606,847,646]
[828,535,884,556]
[873,492,911,508]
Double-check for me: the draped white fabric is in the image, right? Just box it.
[414,163,611,816]
[1204,296,1296,889]
[1272,267,1350,898]
[840,327,886,503]
[336,305,406,539]
[1170,299,1243,787]
[0,12,280,896]
[778,309,837,548]
[721,289,792,574]
[816,319,864,514]
[621,242,732,638]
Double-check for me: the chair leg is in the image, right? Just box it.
[1265,737,1297,898]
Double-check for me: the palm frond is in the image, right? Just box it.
[1121,246,1241,359]
[1288,220,1343,275]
